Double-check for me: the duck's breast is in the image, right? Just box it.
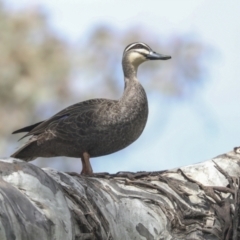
[89,82,148,157]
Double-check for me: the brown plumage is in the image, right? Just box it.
[11,42,171,175]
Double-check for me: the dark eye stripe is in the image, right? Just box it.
[124,42,150,52]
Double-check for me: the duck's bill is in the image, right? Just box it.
[147,52,171,60]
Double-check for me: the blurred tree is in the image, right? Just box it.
[0,1,211,171]
[0,2,72,155]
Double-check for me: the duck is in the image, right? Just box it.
[11,42,171,175]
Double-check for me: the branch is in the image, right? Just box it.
[1,147,240,240]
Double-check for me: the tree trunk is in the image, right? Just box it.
[0,148,240,240]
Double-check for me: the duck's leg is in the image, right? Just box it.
[81,152,93,175]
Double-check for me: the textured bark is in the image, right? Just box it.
[1,148,240,240]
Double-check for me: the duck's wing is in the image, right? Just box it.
[13,98,115,140]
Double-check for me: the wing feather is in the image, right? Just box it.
[13,98,116,140]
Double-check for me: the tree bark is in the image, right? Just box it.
[0,148,240,240]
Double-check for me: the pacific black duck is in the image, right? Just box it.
[11,42,171,175]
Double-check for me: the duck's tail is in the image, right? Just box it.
[11,140,38,162]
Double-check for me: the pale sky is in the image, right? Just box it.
[6,0,240,173]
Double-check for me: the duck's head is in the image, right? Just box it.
[123,42,171,69]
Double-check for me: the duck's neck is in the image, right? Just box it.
[122,57,139,89]
[120,57,147,107]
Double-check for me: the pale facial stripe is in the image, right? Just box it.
[133,48,150,56]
